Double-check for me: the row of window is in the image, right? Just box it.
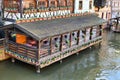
[79,1,92,10]
[4,0,93,10]
[112,2,120,7]
[4,0,72,9]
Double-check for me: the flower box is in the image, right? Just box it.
[30,19,35,22]
[16,20,21,23]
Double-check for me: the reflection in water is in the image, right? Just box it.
[96,31,120,80]
[0,30,120,80]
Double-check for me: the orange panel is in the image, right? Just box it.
[16,34,27,44]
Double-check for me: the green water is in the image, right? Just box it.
[0,30,120,80]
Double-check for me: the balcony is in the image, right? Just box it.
[4,8,19,13]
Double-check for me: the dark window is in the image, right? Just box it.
[106,12,107,19]
[7,1,19,9]
[38,1,46,8]
[79,1,82,10]
[89,1,92,9]
[67,0,72,6]
[29,3,34,9]
[59,1,64,7]
[102,12,104,18]
[51,1,55,7]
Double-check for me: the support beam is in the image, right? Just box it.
[77,30,80,45]
[38,40,41,61]
[60,60,62,64]
[84,29,86,42]
[99,25,102,36]
[60,35,63,51]
[70,32,72,47]
[50,37,52,54]
[36,66,40,73]
[116,18,119,30]
[90,27,93,40]
[11,58,15,63]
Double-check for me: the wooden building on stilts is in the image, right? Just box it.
[0,0,106,73]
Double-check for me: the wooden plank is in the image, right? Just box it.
[50,37,52,55]
[90,27,93,40]
[60,35,63,51]
[70,32,72,47]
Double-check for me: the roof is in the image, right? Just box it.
[0,20,13,29]
[16,14,106,40]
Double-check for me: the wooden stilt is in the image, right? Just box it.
[89,46,92,49]
[76,53,79,56]
[99,42,102,46]
[60,60,62,64]
[36,66,40,73]
[11,58,15,63]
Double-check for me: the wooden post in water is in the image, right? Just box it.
[36,66,40,73]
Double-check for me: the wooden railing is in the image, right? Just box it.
[7,41,38,61]
[0,38,5,48]
[40,46,50,58]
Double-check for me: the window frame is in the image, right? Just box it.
[79,0,83,10]
[89,0,92,9]
[38,1,46,9]
[50,1,56,7]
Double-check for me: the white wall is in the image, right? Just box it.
[74,0,94,14]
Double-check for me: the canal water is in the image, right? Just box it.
[0,30,120,80]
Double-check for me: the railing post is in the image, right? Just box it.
[99,25,102,36]
[90,27,93,40]
[50,37,52,54]
[4,29,9,49]
[77,30,80,45]
[70,32,72,47]
[60,35,63,51]
[38,40,41,61]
